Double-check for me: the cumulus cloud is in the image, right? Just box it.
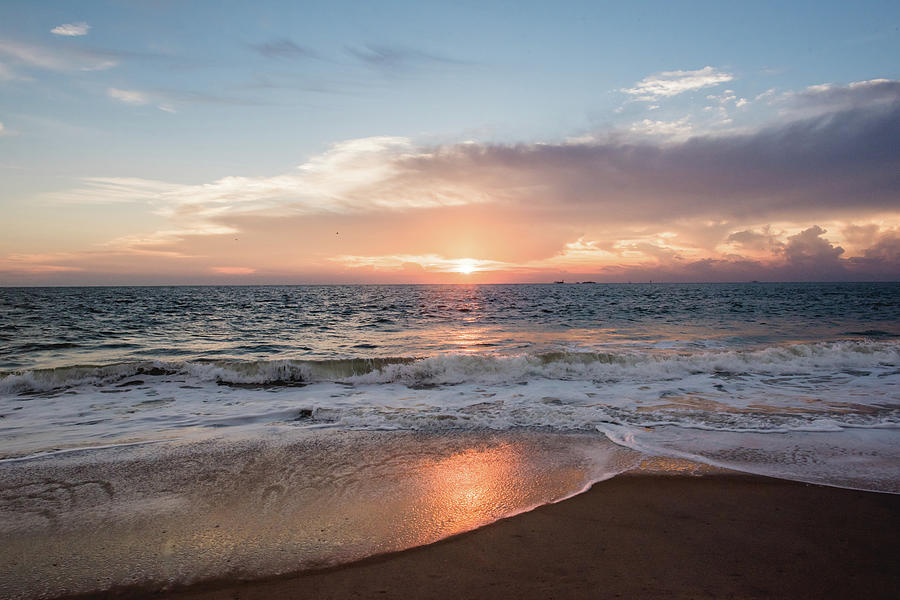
[726,227,785,254]
[842,225,900,267]
[629,117,693,140]
[783,226,844,264]
[860,232,900,263]
[51,22,90,36]
[842,223,881,247]
[621,66,733,101]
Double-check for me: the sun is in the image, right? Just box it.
[454,258,478,275]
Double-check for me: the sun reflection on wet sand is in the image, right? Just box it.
[416,444,538,536]
[2,432,631,598]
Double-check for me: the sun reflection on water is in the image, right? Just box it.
[419,444,521,534]
[408,442,587,540]
[1,432,618,598]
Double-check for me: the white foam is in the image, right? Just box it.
[1,340,898,490]
[2,339,898,393]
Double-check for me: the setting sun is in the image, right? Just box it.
[454,259,478,275]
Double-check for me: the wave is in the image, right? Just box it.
[2,340,898,395]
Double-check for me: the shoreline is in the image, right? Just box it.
[65,472,900,600]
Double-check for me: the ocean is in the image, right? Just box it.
[1,283,899,598]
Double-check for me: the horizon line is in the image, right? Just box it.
[3,280,899,289]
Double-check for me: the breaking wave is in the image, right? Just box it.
[3,340,898,395]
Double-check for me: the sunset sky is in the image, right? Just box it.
[1,0,898,285]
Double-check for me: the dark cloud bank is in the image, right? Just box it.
[383,83,900,281]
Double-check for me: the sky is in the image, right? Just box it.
[1,0,899,285]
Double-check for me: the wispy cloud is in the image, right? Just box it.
[152,88,263,106]
[0,61,24,81]
[45,136,490,244]
[622,66,733,101]
[347,43,468,74]
[106,88,178,113]
[211,266,256,275]
[0,39,116,71]
[0,120,17,137]
[332,253,509,273]
[108,87,149,105]
[106,86,256,111]
[0,252,85,274]
[51,22,91,37]
[47,177,184,204]
[250,38,316,60]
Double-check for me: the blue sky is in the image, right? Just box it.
[1,1,899,284]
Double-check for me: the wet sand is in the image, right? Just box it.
[66,472,900,600]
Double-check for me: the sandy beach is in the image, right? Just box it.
[65,472,899,600]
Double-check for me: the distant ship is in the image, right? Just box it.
[553,280,565,284]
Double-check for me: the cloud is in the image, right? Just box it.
[347,44,468,74]
[52,91,900,235]
[0,39,117,71]
[106,86,253,111]
[399,98,899,228]
[703,89,748,124]
[51,22,90,36]
[0,61,22,81]
[781,79,900,117]
[250,38,316,59]
[108,87,149,104]
[782,226,844,264]
[46,137,492,244]
[622,66,733,101]
[47,177,184,204]
[629,117,693,140]
[332,253,508,273]
[211,266,256,275]
[0,118,20,137]
[756,88,777,102]
[726,227,784,254]
[0,252,85,274]
[860,232,900,263]
[38,81,900,283]
[151,88,263,106]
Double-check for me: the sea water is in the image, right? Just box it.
[1,283,898,597]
